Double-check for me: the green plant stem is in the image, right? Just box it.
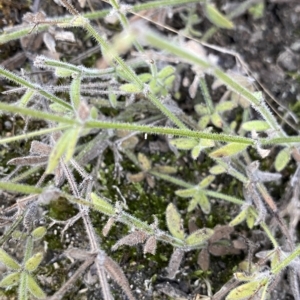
[39,56,115,78]
[0,67,72,110]
[0,182,42,194]
[79,19,187,129]
[143,30,285,137]
[0,124,71,145]
[272,244,300,275]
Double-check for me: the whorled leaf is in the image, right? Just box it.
[274,148,290,172]
[229,207,248,227]
[27,274,46,299]
[209,164,226,175]
[138,152,152,171]
[226,279,267,300]
[25,252,43,272]
[170,138,198,150]
[119,83,142,93]
[91,193,115,215]
[241,120,270,132]
[210,143,248,158]
[199,175,215,188]
[194,191,211,214]
[31,226,47,241]
[175,187,197,198]
[0,272,20,287]
[0,248,20,270]
[166,203,185,240]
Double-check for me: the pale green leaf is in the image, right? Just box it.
[205,4,234,29]
[195,191,211,214]
[91,193,115,215]
[175,188,197,198]
[158,66,175,79]
[191,144,203,160]
[119,83,142,93]
[152,165,177,174]
[241,120,270,132]
[170,138,199,150]
[246,209,256,229]
[229,208,248,227]
[166,203,185,240]
[0,272,20,287]
[25,252,43,272]
[226,280,267,300]
[70,73,81,110]
[199,175,215,188]
[185,228,214,247]
[164,75,175,86]
[31,226,47,241]
[215,101,236,112]
[27,274,46,299]
[210,143,248,158]
[210,112,223,128]
[187,197,198,212]
[275,148,290,172]
[138,73,152,83]
[0,248,20,270]
[209,164,226,175]
[46,129,74,174]
[198,115,210,129]
[64,126,81,162]
[55,67,73,77]
[138,153,152,171]
[195,104,209,116]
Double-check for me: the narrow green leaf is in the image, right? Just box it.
[164,74,175,86]
[242,120,270,132]
[19,89,35,107]
[64,127,81,162]
[205,3,234,29]
[25,252,43,272]
[166,203,185,240]
[185,228,214,247]
[211,112,223,128]
[55,67,73,77]
[215,101,236,112]
[210,143,248,158]
[70,73,81,110]
[209,164,226,175]
[0,272,20,287]
[31,226,47,241]
[119,83,142,93]
[187,197,198,212]
[27,274,46,299]
[138,153,152,171]
[175,188,197,198]
[199,175,215,188]
[246,209,256,229]
[109,89,117,108]
[46,129,74,173]
[195,104,209,116]
[274,148,290,172]
[170,138,198,150]
[198,115,210,129]
[0,248,20,270]
[138,73,152,83]
[226,279,267,300]
[158,66,175,79]
[91,193,115,215]
[195,191,211,214]
[229,208,248,227]
[191,144,203,160]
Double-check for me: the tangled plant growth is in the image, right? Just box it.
[0,0,300,299]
